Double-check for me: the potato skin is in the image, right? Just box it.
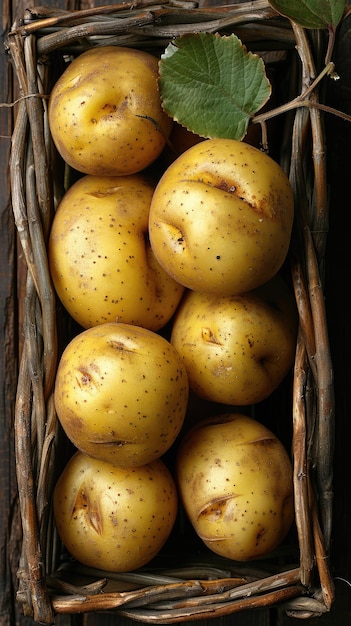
[176,414,294,561]
[54,322,189,467]
[149,138,294,295]
[48,174,184,330]
[54,452,178,572]
[48,46,173,176]
[171,274,298,405]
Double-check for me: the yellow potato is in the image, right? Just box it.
[176,414,294,561]
[48,46,173,176]
[54,451,178,572]
[48,174,184,330]
[170,274,298,405]
[54,322,189,467]
[149,138,294,295]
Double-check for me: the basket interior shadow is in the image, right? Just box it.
[7,1,335,624]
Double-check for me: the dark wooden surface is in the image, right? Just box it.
[1,1,351,625]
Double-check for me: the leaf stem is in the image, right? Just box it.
[325,27,336,66]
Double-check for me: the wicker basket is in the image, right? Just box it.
[7,1,337,623]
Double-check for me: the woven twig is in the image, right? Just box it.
[8,2,336,623]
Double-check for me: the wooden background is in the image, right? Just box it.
[0,1,350,625]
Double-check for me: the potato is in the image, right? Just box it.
[54,451,178,572]
[48,46,173,176]
[149,138,294,295]
[176,414,294,561]
[170,274,298,405]
[48,174,185,330]
[54,322,189,467]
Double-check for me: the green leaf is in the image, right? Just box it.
[159,33,271,141]
[268,0,345,29]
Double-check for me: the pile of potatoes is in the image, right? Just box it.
[49,45,296,572]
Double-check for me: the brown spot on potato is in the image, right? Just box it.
[217,179,236,194]
[247,436,276,448]
[199,494,238,523]
[201,327,222,345]
[72,488,103,536]
[75,368,94,387]
[255,526,267,545]
[108,340,135,353]
[88,439,130,448]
